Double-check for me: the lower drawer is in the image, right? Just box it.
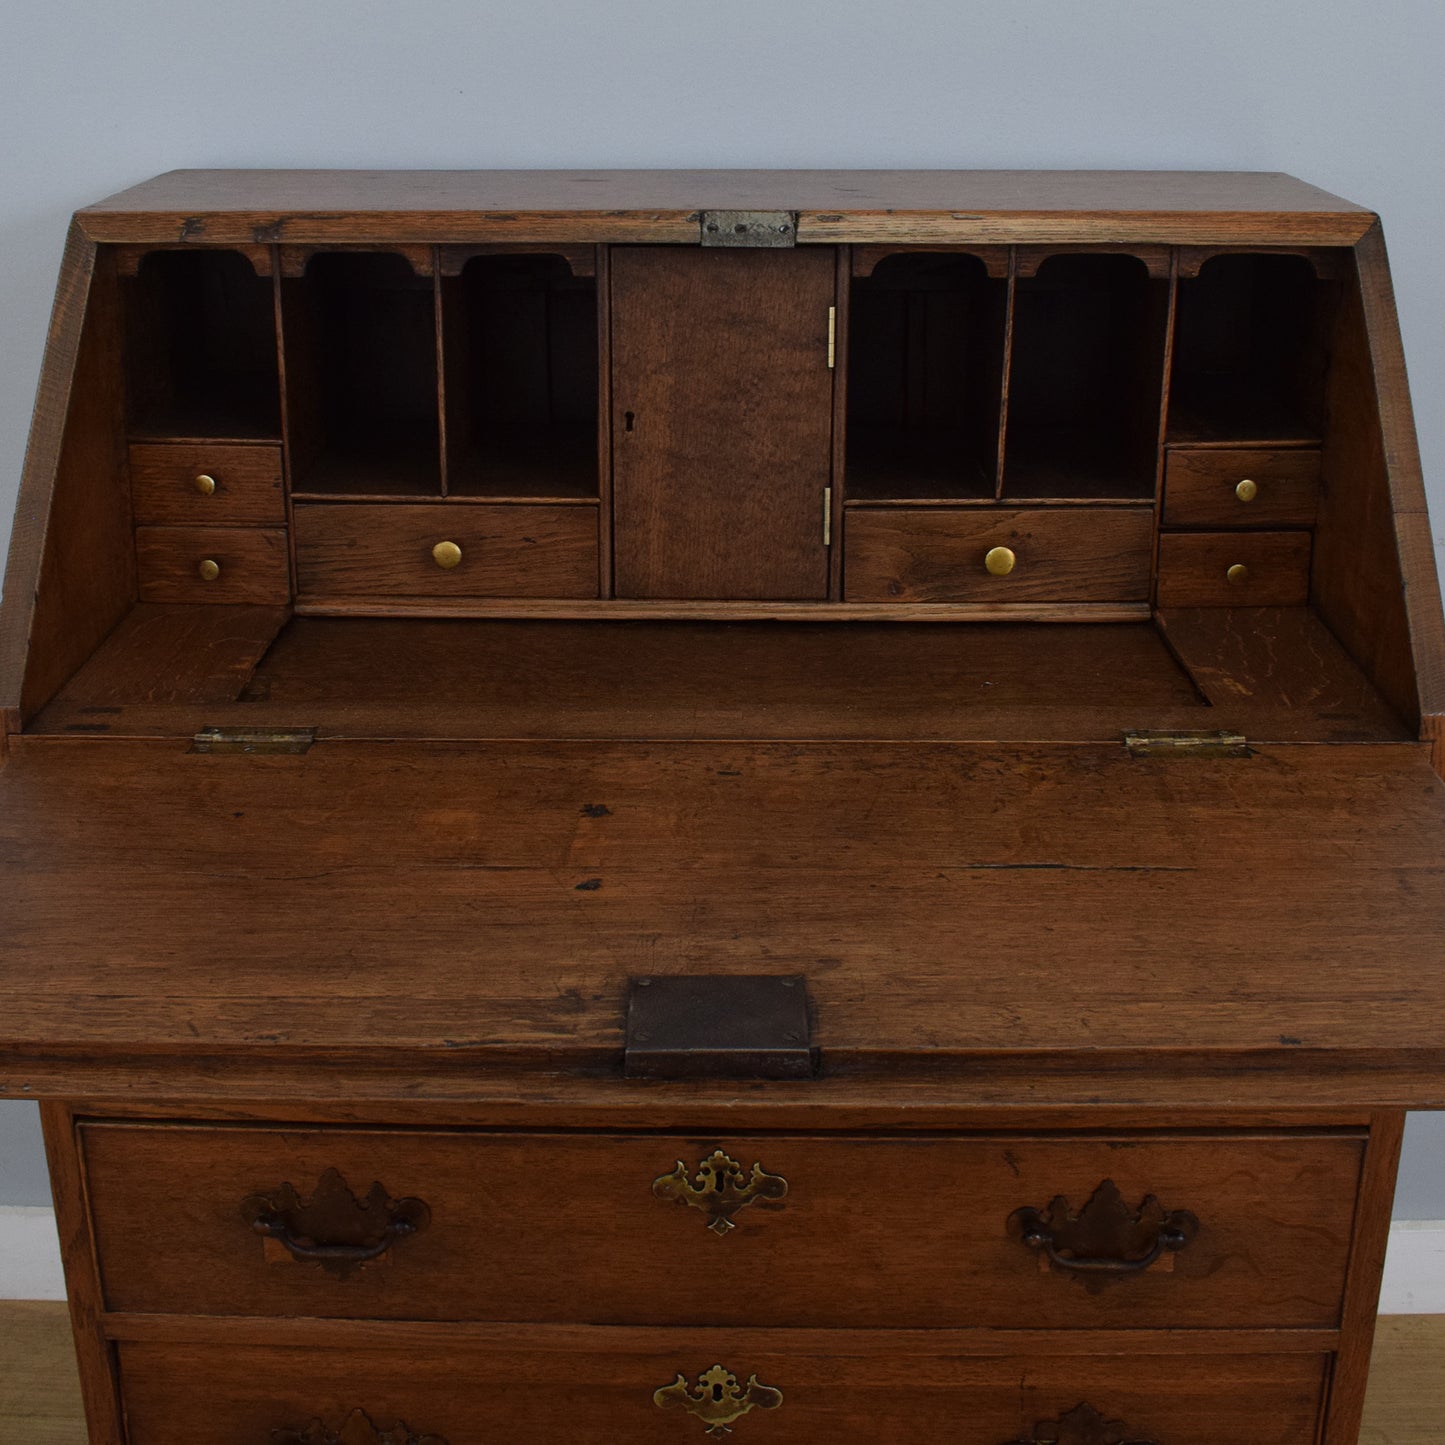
[117,1337,1329,1445]
[844,506,1154,602]
[136,526,290,605]
[80,1124,1362,1328]
[294,502,599,599]
[1156,531,1312,607]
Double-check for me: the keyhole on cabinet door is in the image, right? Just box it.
[624,410,635,433]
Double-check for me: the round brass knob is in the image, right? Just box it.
[194,473,217,496]
[432,540,463,570]
[1226,563,1249,584]
[984,546,1016,577]
[197,558,221,582]
[1235,478,1258,502]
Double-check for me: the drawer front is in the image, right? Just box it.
[136,526,290,605]
[82,1125,1361,1328]
[1163,448,1320,529]
[1156,531,1312,607]
[118,1339,1328,1445]
[844,507,1153,602]
[130,443,286,526]
[294,503,599,598]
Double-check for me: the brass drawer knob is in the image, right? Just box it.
[655,1365,783,1435]
[1235,477,1258,502]
[984,545,1017,577]
[1226,562,1249,584]
[197,558,221,582]
[193,473,217,496]
[432,540,463,570]
[653,1149,788,1235]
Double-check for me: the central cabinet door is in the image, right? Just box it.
[611,247,835,599]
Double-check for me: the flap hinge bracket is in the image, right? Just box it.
[191,726,317,756]
[1124,729,1251,759]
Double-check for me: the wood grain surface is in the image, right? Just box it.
[610,248,834,600]
[1156,531,1312,606]
[135,527,290,606]
[1163,447,1320,529]
[6,1306,1435,1445]
[845,507,1154,602]
[79,1123,1360,1330]
[0,738,1443,1102]
[114,1337,1327,1445]
[129,445,285,528]
[294,503,598,599]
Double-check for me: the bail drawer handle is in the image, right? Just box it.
[1009,1178,1198,1277]
[240,1167,431,1277]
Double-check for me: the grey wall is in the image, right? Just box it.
[0,3,1443,1217]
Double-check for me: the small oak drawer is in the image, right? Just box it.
[294,503,599,599]
[80,1124,1361,1329]
[117,1338,1328,1445]
[1163,448,1320,530]
[1156,531,1312,607]
[135,526,290,605]
[844,507,1153,603]
[130,444,286,527]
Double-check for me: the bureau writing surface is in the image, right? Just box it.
[0,170,1442,1444]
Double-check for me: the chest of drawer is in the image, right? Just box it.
[130,443,287,526]
[135,525,290,605]
[844,507,1154,602]
[293,502,599,598]
[116,1337,1329,1445]
[1156,530,1312,606]
[81,1124,1362,1329]
[1163,448,1321,529]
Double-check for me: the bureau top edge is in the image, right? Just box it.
[73,168,1377,247]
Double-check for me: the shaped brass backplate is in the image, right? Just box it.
[653,1149,789,1235]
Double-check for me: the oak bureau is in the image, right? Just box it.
[2,170,1444,1445]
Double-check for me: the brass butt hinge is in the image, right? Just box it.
[822,487,833,546]
[827,305,837,369]
[1124,729,1250,759]
[191,726,317,756]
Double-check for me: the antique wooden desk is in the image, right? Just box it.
[1,170,1443,1445]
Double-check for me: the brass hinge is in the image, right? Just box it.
[827,305,837,368]
[1124,729,1250,759]
[191,726,316,756]
[699,210,797,247]
[822,487,833,546]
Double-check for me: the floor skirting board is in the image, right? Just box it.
[4,1205,1445,1309]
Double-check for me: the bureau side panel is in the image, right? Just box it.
[0,232,133,727]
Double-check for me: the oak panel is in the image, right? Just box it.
[135,527,290,606]
[1156,531,1312,607]
[1163,447,1320,529]
[845,507,1153,602]
[611,247,835,600]
[294,503,598,600]
[129,444,285,527]
[116,1338,1327,1445]
[81,1124,1360,1329]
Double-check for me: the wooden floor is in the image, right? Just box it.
[0,1303,1439,1442]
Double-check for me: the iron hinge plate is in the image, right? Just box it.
[191,726,317,756]
[699,210,798,247]
[1124,729,1251,759]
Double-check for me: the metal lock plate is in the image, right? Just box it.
[699,210,798,247]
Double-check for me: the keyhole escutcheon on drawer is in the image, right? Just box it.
[652,1149,788,1235]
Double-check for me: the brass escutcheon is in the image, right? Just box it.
[653,1150,788,1236]
[654,1365,782,1436]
